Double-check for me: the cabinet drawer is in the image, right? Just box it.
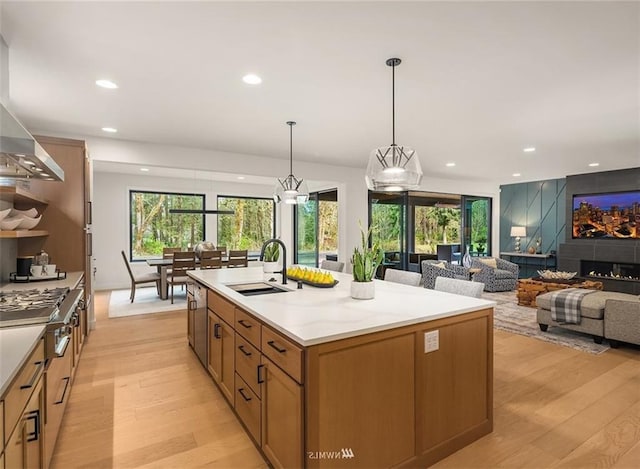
[207,290,234,325]
[235,333,262,398]
[1,400,4,446]
[261,327,303,384]
[4,339,44,445]
[234,373,261,445]
[235,308,261,349]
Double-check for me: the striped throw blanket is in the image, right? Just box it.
[550,288,596,324]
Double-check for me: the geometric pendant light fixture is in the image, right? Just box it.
[274,121,309,204]
[366,58,423,192]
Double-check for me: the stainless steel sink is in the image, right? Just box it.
[227,282,289,297]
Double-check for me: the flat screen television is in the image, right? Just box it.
[572,190,640,239]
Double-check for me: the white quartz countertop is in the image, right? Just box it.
[188,267,495,347]
[0,325,45,397]
[0,271,84,293]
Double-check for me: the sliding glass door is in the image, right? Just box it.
[462,196,492,257]
[369,191,408,272]
[294,190,338,267]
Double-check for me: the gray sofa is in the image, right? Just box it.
[421,260,469,289]
[536,289,640,347]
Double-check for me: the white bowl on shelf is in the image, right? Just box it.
[0,216,23,230]
[0,208,11,223]
[10,207,38,218]
[16,215,42,230]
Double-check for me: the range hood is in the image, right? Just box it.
[0,102,64,181]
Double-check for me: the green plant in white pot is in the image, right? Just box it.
[262,242,280,273]
[351,223,383,300]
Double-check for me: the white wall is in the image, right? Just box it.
[77,136,500,290]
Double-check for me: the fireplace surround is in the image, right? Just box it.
[581,260,640,282]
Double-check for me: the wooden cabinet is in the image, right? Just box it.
[2,339,45,469]
[207,309,234,404]
[261,357,303,469]
[4,376,44,469]
[44,335,72,468]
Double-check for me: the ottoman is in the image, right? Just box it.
[536,290,639,344]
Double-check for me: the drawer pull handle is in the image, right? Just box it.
[213,323,221,339]
[20,361,44,390]
[257,364,265,384]
[55,376,70,405]
[238,344,252,356]
[238,387,252,402]
[26,409,40,442]
[238,319,252,329]
[267,340,286,353]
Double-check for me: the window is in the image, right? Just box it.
[217,196,275,254]
[129,190,205,260]
[294,190,338,266]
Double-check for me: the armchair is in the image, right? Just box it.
[421,260,469,289]
[471,257,519,292]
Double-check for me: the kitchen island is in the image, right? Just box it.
[188,267,495,468]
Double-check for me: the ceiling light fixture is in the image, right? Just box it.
[242,74,262,85]
[102,127,117,133]
[96,79,118,89]
[588,163,600,167]
[523,147,536,153]
[237,176,245,180]
[366,58,422,192]
[446,162,456,167]
[512,173,521,177]
[274,121,309,205]
[140,168,149,172]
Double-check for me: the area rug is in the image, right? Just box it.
[484,291,610,354]
[108,287,187,318]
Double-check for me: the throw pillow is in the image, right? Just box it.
[433,262,446,269]
[478,258,498,269]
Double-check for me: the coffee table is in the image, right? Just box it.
[516,277,604,307]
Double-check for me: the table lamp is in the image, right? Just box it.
[510,226,526,252]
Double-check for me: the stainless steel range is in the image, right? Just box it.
[0,287,84,361]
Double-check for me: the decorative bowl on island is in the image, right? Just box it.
[537,270,577,280]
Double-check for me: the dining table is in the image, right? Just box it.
[146,256,259,300]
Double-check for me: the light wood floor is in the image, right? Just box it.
[51,291,640,468]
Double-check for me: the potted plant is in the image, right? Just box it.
[475,237,486,254]
[351,223,383,300]
[262,242,280,273]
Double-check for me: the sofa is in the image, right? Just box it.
[470,257,519,292]
[421,260,469,289]
[536,289,640,347]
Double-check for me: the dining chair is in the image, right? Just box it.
[162,247,181,258]
[227,250,248,268]
[167,251,196,303]
[384,268,422,287]
[200,250,223,269]
[320,259,345,273]
[434,276,485,298]
[216,245,227,256]
[121,250,161,303]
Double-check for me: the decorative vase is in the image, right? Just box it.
[351,280,375,300]
[462,246,472,268]
[263,261,279,273]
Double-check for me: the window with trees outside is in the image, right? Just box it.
[129,190,205,261]
[217,196,275,254]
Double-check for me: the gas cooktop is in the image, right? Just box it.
[0,287,70,327]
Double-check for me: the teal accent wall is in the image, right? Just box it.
[500,178,566,277]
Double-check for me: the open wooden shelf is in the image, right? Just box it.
[0,230,49,239]
[0,186,49,205]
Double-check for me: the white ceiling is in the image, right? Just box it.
[1,1,638,184]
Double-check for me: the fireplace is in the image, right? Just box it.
[581,260,640,282]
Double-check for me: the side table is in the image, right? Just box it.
[516,277,604,307]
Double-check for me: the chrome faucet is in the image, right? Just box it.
[259,238,287,285]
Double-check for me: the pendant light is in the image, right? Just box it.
[274,121,309,204]
[366,58,423,191]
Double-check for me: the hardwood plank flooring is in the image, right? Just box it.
[51,293,640,468]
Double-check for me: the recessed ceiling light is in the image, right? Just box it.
[96,79,118,89]
[445,162,456,167]
[242,74,262,85]
[512,173,521,177]
[523,147,536,153]
[237,176,245,180]
[140,168,150,172]
[102,127,118,133]
[588,163,600,167]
